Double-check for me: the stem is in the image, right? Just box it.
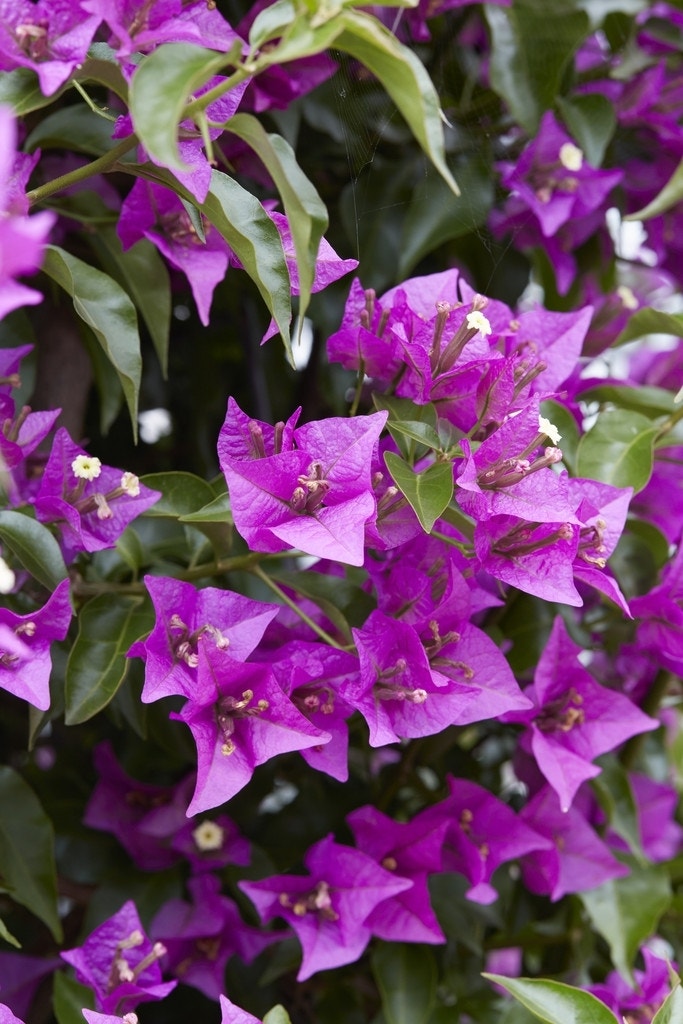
[71,80,118,121]
[26,137,139,206]
[348,360,366,417]
[250,563,344,650]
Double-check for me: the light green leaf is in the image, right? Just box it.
[652,982,683,1024]
[482,974,617,1024]
[263,1007,293,1024]
[129,43,228,171]
[42,245,142,440]
[86,228,172,376]
[579,383,675,416]
[615,307,683,346]
[384,452,453,532]
[179,492,232,523]
[0,510,68,590]
[140,471,217,517]
[575,409,658,493]
[334,10,458,194]
[624,157,683,221]
[579,863,672,984]
[0,916,20,948]
[77,48,130,103]
[0,68,62,114]
[65,595,154,724]
[556,93,616,167]
[0,767,62,941]
[223,113,328,325]
[372,943,437,1024]
[386,419,443,452]
[486,1,589,132]
[53,971,95,1024]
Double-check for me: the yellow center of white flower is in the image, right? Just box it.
[466,311,492,336]
[558,142,583,171]
[192,819,225,852]
[71,454,102,481]
[538,415,562,446]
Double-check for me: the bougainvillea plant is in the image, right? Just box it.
[3,1,683,1023]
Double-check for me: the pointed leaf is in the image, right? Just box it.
[384,452,453,532]
[334,10,458,194]
[42,245,141,439]
[86,228,172,376]
[263,1008,293,1024]
[652,983,683,1024]
[129,43,228,171]
[0,767,61,941]
[579,863,671,984]
[26,104,121,157]
[625,156,683,221]
[372,943,437,1024]
[0,67,63,114]
[556,93,616,167]
[386,419,443,452]
[0,510,68,590]
[482,975,617,1024]
[53,971,95,1024]
[576,409,658,492]
[615,307,683,346]
[0,916,20,948]
[140,471,217,517]
[77,47,130,103]
[180,492,233,523]
[224,113,328,323]
[65,595,154,724]
[591,756,645,862]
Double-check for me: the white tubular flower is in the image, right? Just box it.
[71,454,102,480]
[538,415,562,446]
[120,471,140,497]
[192,819,225,851]
[0,557,15,594]
[466,310,492,336]
[559,142,583,171]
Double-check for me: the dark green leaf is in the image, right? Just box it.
[77,50,130,103]
[335,10,459,194]
[625,157,683,221]
[482,975,617,1024]
[387,420,443,452]
[579,863,672,984]
[179,493,232,523]
[224,113,328,324]
[372,943,437,1024]
[0,510,68,590]
[0,68,61,114]
[399,156,494,276]
[0,916,20,948]
[576,409,658,492]
[53,971,94,1024]
[556,93,616,166]
[384,452,454,532]
[373,395,439,430]
[65,595,154,724]
[486,2,590,132]
[42,245,142,439]
[140,471,217,518]
[579,383,675,416]
[615,307,683,346]
[25,104,119,157]
[86,228,172,376]
[540,399,580,474]
[652,983,683,1024]
[0,767,61,941]
[591,756,644,862]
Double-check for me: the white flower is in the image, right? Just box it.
[71,454,102,481]
[192,819,225,852]
[466,310,492,336]
[0,556,15,594]
[538,415,562,446]
[559,142,583,172]
[120,471,140,497]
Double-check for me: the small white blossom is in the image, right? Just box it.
[71,454,102,481]
[120,471,140,497]
[192,819,225,851]
[0,557,15,594]
[466,310,492,336]
[616,284,638,310]
[559,142,583,172]
[538,415,562,446]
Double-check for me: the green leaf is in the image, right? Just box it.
[270,569,375,638]
[53,971,95,1024]
[77,48,130,103]
[556,93,616,167]
[399,155,494,276]
[223,113,328,325]
[579,383,675,416]
[591,756,645,862]
[383,452,453,532]
[579,863,672,984]
[540,399,580,474]
[0,767,62,941]
[140,471,217,518]
[0,510,68,590]
[615,307,683,346]
[249,1,297,48]
[85,229,172,376]
[179,492,232,523]
[42,245,142,440]
[486,1,590,132]
[373,394,439,430]
[0,68,62,114]
[372,943,437,1024]
[575,409,658,493]
[387,420,443,452]
[65,595,154,724]
[624,157,683,221]
[263,1007,293,1024]
[25,104,120,157]
[129,43,228,171]
[334,10,459,194]
[482,975,617,1024]
[652,983,683,1024]
[0,916,20,948]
